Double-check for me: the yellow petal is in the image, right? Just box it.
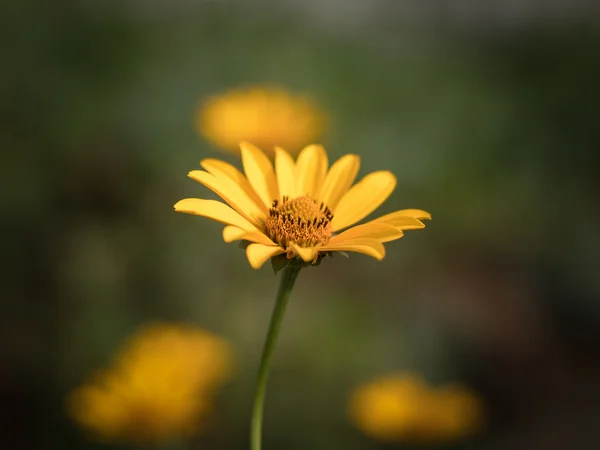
[295,144,328,197]
[331,171,397,232]
[391,209,431,220]
[246,244,285,269]
[371,211,427,230]
[188,170,266,227]
[174,199,257,231]
[222,226,275,246]
[291,244,318,263]
[318,154,360,210]
[240,142,279,208]
[320,238,386,261]
[328,222,403,244]
[200,158,267,214]
[275,146,297,199]
[222,225,247,242]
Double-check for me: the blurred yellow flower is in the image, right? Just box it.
[198,86,326,156]
[174,142,430,269]
[67,323,234,444]
[350,373,484,444]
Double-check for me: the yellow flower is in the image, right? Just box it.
[174,143,431,270]
[350,373,484,443]
[67,323,234,444]
[198,86,326,156]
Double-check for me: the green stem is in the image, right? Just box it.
[250,266,301,450]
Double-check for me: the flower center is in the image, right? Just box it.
[265,195,333,250]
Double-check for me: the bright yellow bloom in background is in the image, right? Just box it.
[67,323,234,444]
[350,373,485,444]
[174,143,430,269]
[198,86,326,156]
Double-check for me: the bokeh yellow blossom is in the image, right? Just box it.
[350,373,484,444]
[67,323,234,444]
[198,86,326,156]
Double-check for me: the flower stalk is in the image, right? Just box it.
[250,266,301,450]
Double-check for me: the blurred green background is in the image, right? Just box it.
[3,1,600,449]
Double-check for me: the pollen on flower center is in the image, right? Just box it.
[265,195,333,250]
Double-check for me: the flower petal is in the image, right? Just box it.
[320,238,386,261]
[328,223,404,244]
[174,199,257,231]
[222,226,275,246]
[318,154,360,210]
[295,144,328,197]
[390,209,431,220]
[188,170,266,227]
[222,225,246,242]
[200,158,267,214]
[246,243,285,269]
[240,142,279,208]
[371,211,427,230]
[291,244,318,263]
[275,146,297,199]
[331,171,396,232]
